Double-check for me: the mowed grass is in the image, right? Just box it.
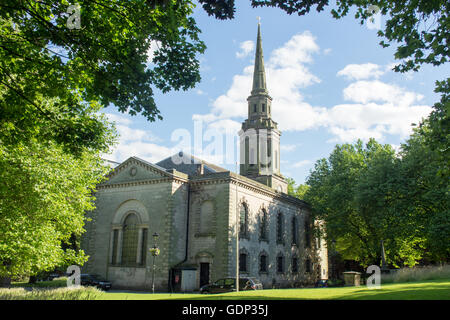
[101,279,450,300]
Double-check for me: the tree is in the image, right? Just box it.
[287,177,309,200]
[0,95,116,279]
[305,139,429,267]
[399,124,450,262]
[1,0,206,153]
[0,0,203,279]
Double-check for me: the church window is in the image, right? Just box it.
[239,203,249,238]
[111,229,119,264]
[122,213,139,266]
[277,254,284,273]
[276,212,284,244]
[275,150,278,169]
[259,209,268,241]
[259,253,268,273]
[110,212,148,267]
[292,257,298,273]
[140,228,148,265]
[239,252,248,272]
[245,136,249,165]
[291,216,298,246]
[305,259,312,273]
[253,104,257,113]
[304,219,311,248]
[262,103,265,112]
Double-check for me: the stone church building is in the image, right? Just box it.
[81,24,328,291]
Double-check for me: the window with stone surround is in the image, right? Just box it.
[259,209,268,241]
[122,213,139,265]
[291,216,298,246]
[110,212,148,267]
[292,256,298,273]
[239,203,249,239]
[259,252,268,273]
[276,212,284,245]
[305,259,312,273]
[304,218,311,248]
[276,254,284,273]
[239,252,248,273]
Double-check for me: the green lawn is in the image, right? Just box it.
[101,279,450,300]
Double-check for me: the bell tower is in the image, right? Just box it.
[239,22,288,193]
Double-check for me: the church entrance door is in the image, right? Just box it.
[199,263,210,287]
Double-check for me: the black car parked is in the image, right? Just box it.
[200,277,263,294]
[80,274,112,291]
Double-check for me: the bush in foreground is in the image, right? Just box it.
[0,286,103,300]
[382,264,450,283]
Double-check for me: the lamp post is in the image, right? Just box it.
[149,232,160,294]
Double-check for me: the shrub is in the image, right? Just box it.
[381,264,450,284]
[0,286,104,300]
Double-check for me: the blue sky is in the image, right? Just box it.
[103,1,449,185]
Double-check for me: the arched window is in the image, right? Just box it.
[245,136,249,165]
[304,219,311,248]
[122,213,139,266]
[239,203,249,238]
[276,212,283,244]
[275,150,278,169]
[110,212,148,267]
[259,252,268,273]
[292,256,298,273]
[259,209,268,241]
[276,254,284,273]
[291,216,298,246]
[305,259,312,273]
[239,252,248,272]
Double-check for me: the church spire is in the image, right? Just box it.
[251,21,268,95]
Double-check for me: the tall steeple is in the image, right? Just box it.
[251,22,268,95]
[239,21,288,193]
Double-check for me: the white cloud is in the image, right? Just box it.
[103,113,173,163]
[342,80,424,105]
[280,144,298,152]
[292,160,312,168]
[236,40,255,59]
[337,63,385,80]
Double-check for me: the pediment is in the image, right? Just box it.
[101,157,170,185]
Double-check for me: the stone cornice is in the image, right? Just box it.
[191,171,309,209]
[97,176,188,190]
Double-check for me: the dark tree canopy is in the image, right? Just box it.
[0,0,206,154]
